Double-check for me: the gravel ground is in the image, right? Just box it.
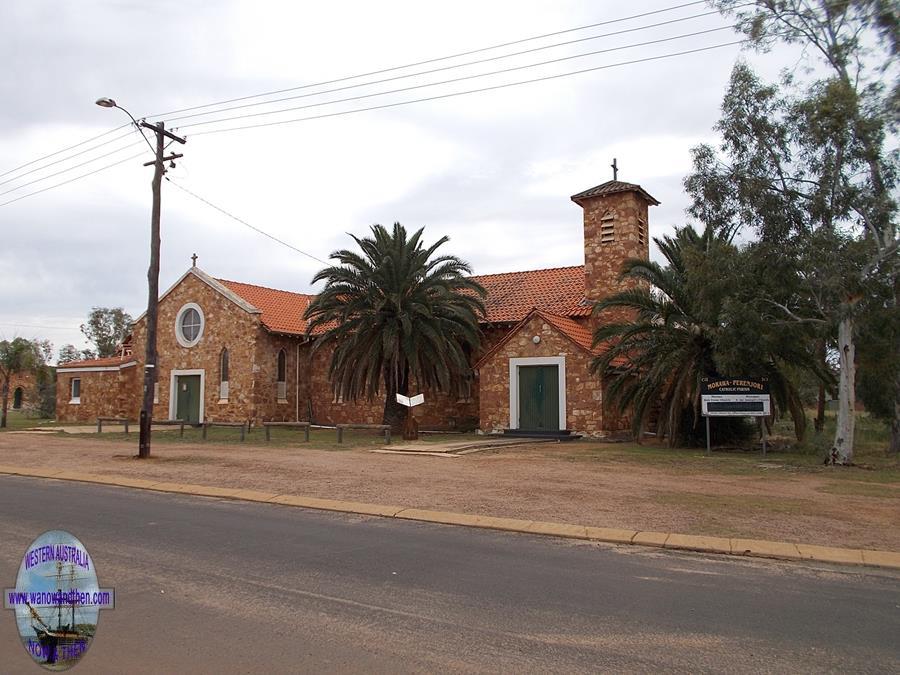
[1,432,897,551]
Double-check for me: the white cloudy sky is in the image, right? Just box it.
[0,0,800,358]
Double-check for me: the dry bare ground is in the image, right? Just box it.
[1,432,898,551]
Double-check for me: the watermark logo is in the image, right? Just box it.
[5,530,115,671]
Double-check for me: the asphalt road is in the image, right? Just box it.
[0,476,897,674]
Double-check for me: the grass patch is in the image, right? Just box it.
[0,411,61,432]
[817,482,900,499]
[565,436,900,483]
[87,426,471,451]
[651,491,818,517]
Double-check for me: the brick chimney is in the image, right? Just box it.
[570,180,659,305]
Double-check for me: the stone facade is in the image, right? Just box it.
[129,272,265,424]
[55,365,139,422]
[477,314,623,436]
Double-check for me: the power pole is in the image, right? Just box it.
[137,121,184,458]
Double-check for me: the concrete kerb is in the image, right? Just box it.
[1,466,898,571]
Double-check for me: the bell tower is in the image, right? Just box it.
[570,179,659,306]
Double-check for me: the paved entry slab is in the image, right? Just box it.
[377,437,556,455]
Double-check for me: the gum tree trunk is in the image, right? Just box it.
[891,369,900,455]
[829,315,855,465]
[0,377,8,428]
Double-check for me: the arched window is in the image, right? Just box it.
[219,348,230,401]
[12,387,23,409]
[276,349,287,402]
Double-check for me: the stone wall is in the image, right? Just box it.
[55,366,139,422]
[478,314,610,435]
[5,371,35,410]
[302,340,479,429]
[253,332,305,423]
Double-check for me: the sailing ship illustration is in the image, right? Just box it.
[23,560,95,667]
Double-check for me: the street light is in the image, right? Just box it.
[96,97,185,458]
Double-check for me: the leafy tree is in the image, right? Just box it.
[0,338,46,428]
[687,0,898,463]
[57,344,95,364]
[591,225,811,446]
[80,307,133,358]
[304,223,486,430]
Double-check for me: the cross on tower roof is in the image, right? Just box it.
[191,253,198,267]
[610,158,618,181]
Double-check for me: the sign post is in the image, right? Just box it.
[396,393,425,441]
[700,377,771,457]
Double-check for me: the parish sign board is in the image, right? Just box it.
[700,377,770,417]
[700,377,771,456]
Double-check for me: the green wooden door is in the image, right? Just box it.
[517,365,559,430]
[175,375,201,424]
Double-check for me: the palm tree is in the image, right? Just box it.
[304,223,486,430]
[0,338,38,428]
[590,225,810,447]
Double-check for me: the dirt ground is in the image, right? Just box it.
[1,431,898,551]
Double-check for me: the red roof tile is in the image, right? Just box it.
[540,313,596,353]
[570,180,660,206]
[473,309,596,368]
[57,355,136,370]
[472,266,590,323]
[217,266,592,335]
[218,279,315,335]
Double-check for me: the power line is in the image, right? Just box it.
[0,122,131,180]
[2,1,726,186]
[0,39,746,208]
[0,140,146,197]
[0,323,78,331]
[0,151,147,208]
[147,0,711,120]
[164,178,330,265]
[0,129,140,189]
[178,26,734,132]
[188,39,746,137]
[5,22,723,197]
[162,9,729,126]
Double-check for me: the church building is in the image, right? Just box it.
[55,179,658,436]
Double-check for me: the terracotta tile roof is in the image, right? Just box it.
[570,180,660,206]
[57,355,136,370]
[474,308,601,369]
[540,313,596,353]
[471,266,591,323]
[218,279,316,335]
[216,266,593,335]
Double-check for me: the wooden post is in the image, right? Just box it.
[137,123,165,459]
[337,426,343,444]
[202,423,208,440]
[97,419,102,433]
[304,424,310,442]
[705,416,711,457]
[266,425,271,442]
